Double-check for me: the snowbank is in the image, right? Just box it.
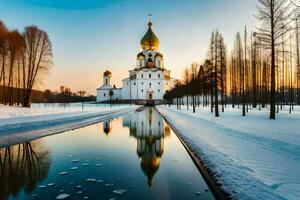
[0,104,140,147]
[157,105,300,200]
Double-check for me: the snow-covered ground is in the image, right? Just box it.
[1,103,127,118]
[157,105,300,200]
[0,103,140,147]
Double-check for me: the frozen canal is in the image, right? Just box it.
[0,107,214,200]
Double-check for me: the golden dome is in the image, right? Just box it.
[140,156,160,187]
[103,70,112,77]
[140,21,160,51]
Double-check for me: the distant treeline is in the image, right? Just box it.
[43,89,96,103]
[0,86,96,104]
[0,86,44,103]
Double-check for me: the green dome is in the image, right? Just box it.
[140,21,160,51]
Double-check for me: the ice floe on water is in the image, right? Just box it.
[59,172,68,175]
[82,163,89,166]
[70,167,78,170]
[71,159,79,163]
[56,193,70,199]
[38,185,47,189]
[95,163,102,166]
[48,183,56,187]
[97,179,104,183]
[86,179,97,182]
[113,189,127,195]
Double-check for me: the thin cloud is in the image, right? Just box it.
[24,0,122,10]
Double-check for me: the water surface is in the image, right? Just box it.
[0,107,214,200]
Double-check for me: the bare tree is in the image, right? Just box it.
[255,0,291,119]
[78,90,86,110]
[243,27,247,116]
[6,30,23,105]
[22,26,53,107]
[295,12,300,104]
[0,21,8,104]
[210,32,215,113]
[214,31,220,117]
[183,67,190,110]
[232,32,245,115]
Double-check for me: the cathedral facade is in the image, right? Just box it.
[96,21,176,104]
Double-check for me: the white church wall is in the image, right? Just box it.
[97,89,111,102]
[122,79,130,99]
[135,69,164,100]
[97,88,121,102]
[112,89,122,100]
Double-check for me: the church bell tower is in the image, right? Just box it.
[103,70,112,85]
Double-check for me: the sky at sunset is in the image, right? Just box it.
[0,0,258,95]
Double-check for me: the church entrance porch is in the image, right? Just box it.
[146,88,154,106]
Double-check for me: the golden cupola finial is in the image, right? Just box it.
[103,70,112,77]
[140,20,160,51]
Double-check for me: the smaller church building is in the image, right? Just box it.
[96,20,177,104]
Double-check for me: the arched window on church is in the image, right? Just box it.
[141,74,144,78]
[149,74,151,78]
[158,74,161,78]
[105,79,108,85]
[104,93,106,97]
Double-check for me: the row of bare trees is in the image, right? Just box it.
[164,31,227,117]
[0,20,52,107]
[164,0,300,120]
[230,0,300,118]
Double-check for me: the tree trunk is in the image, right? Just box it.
[270,6,276,119]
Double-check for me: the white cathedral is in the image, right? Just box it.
[96,20,177,104]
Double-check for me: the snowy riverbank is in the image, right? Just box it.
[157,105,300,200]
[0,104,140,147]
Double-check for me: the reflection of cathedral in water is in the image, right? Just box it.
[103,120,112,135]
[123,107,170,187]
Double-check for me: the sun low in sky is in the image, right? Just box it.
[0,0,257,94]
